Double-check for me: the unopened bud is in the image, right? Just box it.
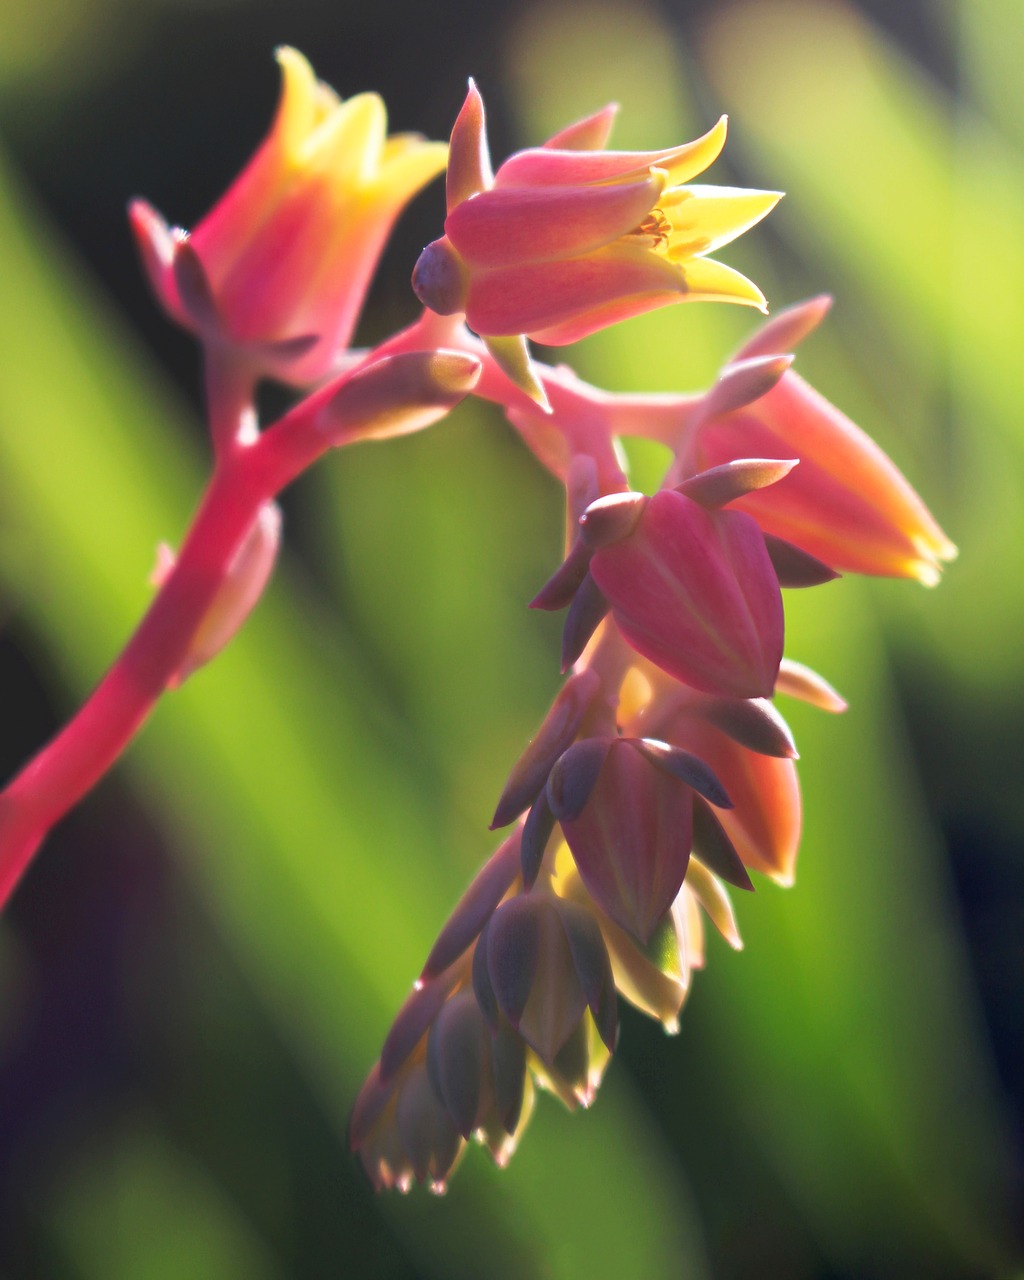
[675,458,797,508]
[412,238,470,315]
[579,492,648,547]
[322,351,480,446]
[700,354,793,419]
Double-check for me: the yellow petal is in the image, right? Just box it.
[679,256,768,311]
[659,115,729,184]
[272,47,320,160]
[370,141,449,209]
[303,91,387,182]
[660,185,782,259]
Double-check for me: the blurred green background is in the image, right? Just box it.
[0,0,1021,1276]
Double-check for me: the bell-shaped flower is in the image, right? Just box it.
[588,489,785,699]
[680,305,956,583]
[412,82,777,402]
[349,1055,465,1194]
[473,893,617,1070]
[130,48,447,384]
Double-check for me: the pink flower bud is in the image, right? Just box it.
[589,489,784,699]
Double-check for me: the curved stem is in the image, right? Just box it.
[0,391,335,908]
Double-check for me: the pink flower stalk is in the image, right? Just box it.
[131,48,447,385]
[412,81,778,403]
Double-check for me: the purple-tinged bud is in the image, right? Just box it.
[412,238,470,315]
[426,991,492,1138]
[490,1017,530,1136]
[521,791,557,889]
[691,798,753,891]
[171,234,220,331]
[559,900,618,1051]
[395,1068,464,1191]
[530,539,594,612]
[633,738,732,808]
[491,669,601,828]
[776,658,847,713]
[699,697,798,759]
[561,738,695,944]
[420,832,521,981]
[763,533,841,587]
[482,895,613,1066]
[579,492,648,547]
[675,458,797,508]
[547,737,614,822]
[561,572,609,670]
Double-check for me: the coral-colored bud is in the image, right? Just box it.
[560,738,696,944]
[666,711,802,884]
[684,368,957,583]
[590,489,784,699]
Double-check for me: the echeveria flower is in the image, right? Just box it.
[412,81,778,403]
[131,48,447,384]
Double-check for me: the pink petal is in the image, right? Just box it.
[464,243,683,338]
[445,175,662,267]
[590,490,784,699]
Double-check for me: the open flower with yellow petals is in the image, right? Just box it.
[412,81,779,404]
[131,48,448,384]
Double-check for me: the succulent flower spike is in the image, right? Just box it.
[412,83,778,405]
[131,48,447,385]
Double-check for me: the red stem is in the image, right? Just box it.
[0,388,333,908]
